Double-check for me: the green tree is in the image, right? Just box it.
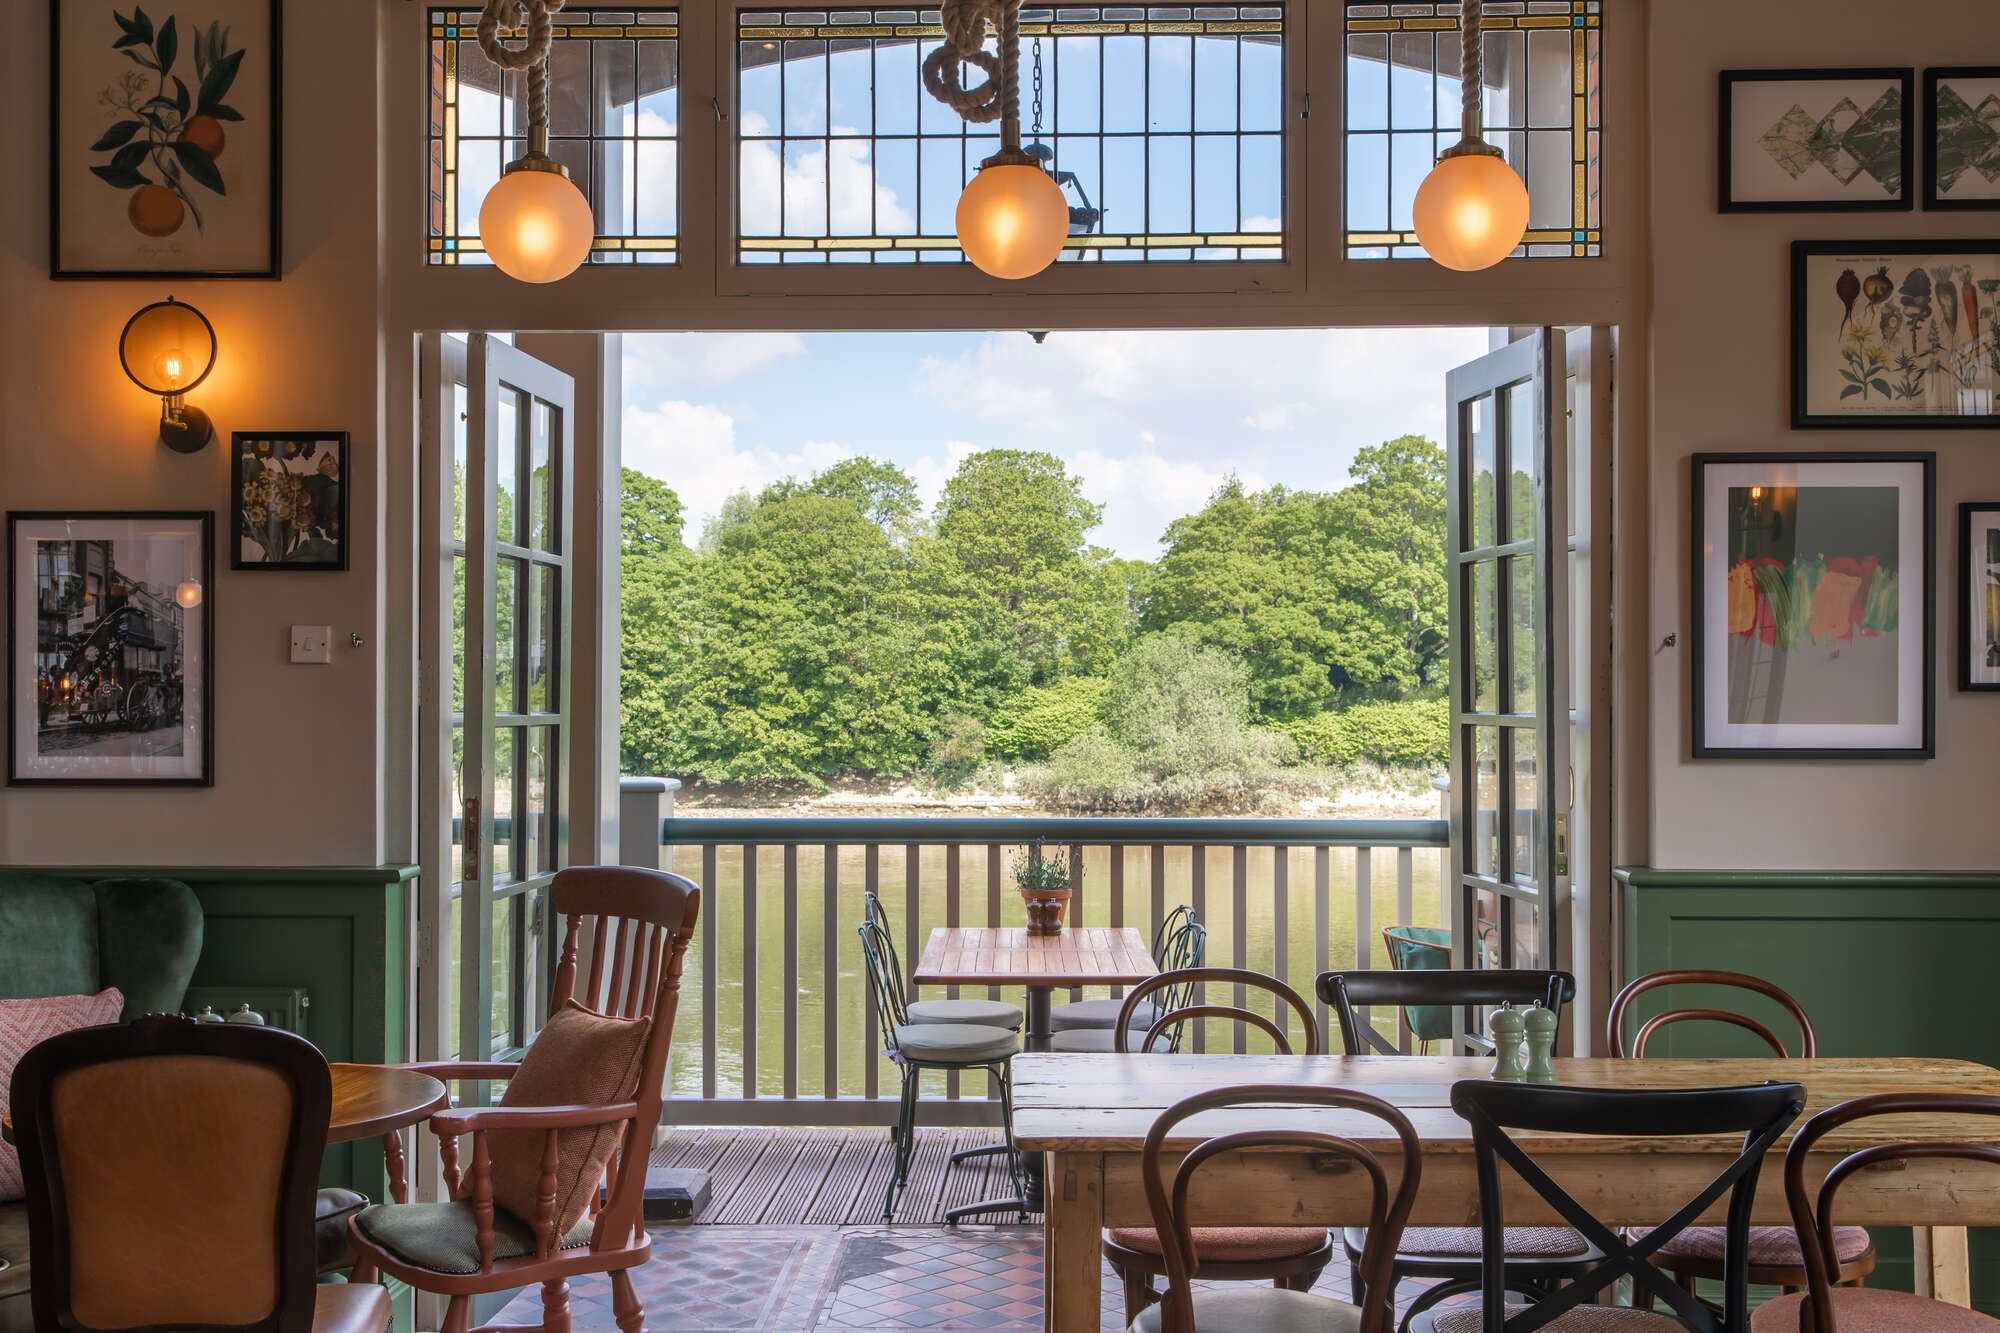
[1327,435,1450,691]
[619,469,703,777]
[778,456,924,540]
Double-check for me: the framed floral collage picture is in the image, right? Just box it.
[230,432,348,570]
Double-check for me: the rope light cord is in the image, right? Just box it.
[477,0,565,155]
[1443,0,1500,160]
[923,0,1025,156]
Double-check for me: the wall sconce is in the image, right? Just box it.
[118,296,217,453]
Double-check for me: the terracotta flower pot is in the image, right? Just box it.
[1020,885,1071,936]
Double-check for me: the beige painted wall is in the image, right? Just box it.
[1647,1,2000,870]
[0,4,385,865]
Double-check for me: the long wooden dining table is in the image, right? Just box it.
[1012,1052,2000,1333]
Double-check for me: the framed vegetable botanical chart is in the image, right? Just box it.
[1963,503,2000,693]
[1924,67,2000,212]
[1720,69,1913,212]
[50,0,281,278]
[1792,240,2000,429]
[1692,454,1934,760]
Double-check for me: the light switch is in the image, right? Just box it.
[290,625,333,664]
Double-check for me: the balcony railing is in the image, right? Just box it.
[620,781,1450,1126]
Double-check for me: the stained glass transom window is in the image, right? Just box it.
[736,6,1286,265]
[428,8,680,266]
[1344,1,1601,259]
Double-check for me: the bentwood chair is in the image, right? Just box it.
[347,866,700,1333]
[1101,968,1337,1323]
[863,892,1024,1031]
[1132,1084,1423,1333]
[1415,1078,1807,1333]
[859,915,1030,1224]
[1048,905,1203,1045]
[1610,970,1877,1301]
[1322,969,1598,1327]
[11,1013,390,1333]
[1752,1092,2000,1332]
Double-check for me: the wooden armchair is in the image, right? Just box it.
[347,866,700,1333]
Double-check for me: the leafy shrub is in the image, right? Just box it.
[984,676,1110,759]
[923,711,986,793]
[1278,698,1448,768]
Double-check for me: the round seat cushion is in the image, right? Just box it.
[907,998,1024,1030]
[1345,1224,1590,1260]
[1050,997,1161,1033]
[1131,1286,1360,1333]
[1427,1306,1682,1332]
[1649,1223,1872,1269]
[892,1022,1019,1063]
[1050,1027,1171,1054]
[1752,1289,2000,1332]
[1108,1226,1330,1263]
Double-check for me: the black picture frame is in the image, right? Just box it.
[1790,238,2000,430]
[7,510,215,787]
[1719,68,1915,213]
[1960,502,2000,693]
[230,431,350,571]
[1690,453,1935,761]
[49,0,282,279]
[1924,67,2000,213]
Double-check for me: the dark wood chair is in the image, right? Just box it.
[1101,967,1337,1323]
[11,1012,389,1333]
[346,865,700,1333]
[1752,1091,2000,1332]
[1609,969,1877,1299]
[1321,968,1599,1328]
[1415,1078,1807,1333]
[1133,1082,1422,1333]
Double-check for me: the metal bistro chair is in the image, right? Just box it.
[1050,912,1207,1054]
[1100,968,1336,1322]
[1417,1078,1807,1333]
[858,915,1030,1224]
[1610,970,1877,1303]
[864,891,1024,1031]
[1752,1092,2000,1333]
[1322,968,1597,1328]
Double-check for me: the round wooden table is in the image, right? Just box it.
[330,1064,448,1204]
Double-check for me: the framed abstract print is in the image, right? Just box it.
[8,512,213,786]
[1791,240,2000,429]
[1925,67,2000,211]
[231,431,349,570]
[50,0,281,278]
[1962,503,2000,693]
[1692,454,1934,760]
[1720,69,1914,212]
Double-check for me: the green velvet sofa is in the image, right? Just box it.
[0,871,204,1333]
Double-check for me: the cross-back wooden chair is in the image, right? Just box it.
[1610,970,1876,1302]
[1753,1092,2000,1333]
[1134,1083,1423,1333]
[347,866,700,1333]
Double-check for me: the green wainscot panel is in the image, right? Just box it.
[1619,868,2000,1314]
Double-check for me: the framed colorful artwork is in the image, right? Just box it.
[230,432,349,571]
[1962,503,2000,693]
[50,0,281,278]
[1691,454,1934,760]
[8,511,213,786]
[1924,67,2000,211]
[1720,69,1914,212]
[1791,240,2000,429]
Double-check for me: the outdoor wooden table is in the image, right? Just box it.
[329,1063,449,1203]
[1014,1053,2000,1333]
[911,926,1158,1053]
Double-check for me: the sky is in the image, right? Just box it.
[621,327,1490,561]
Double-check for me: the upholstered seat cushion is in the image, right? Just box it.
[312,1281,392,1333]
[1050,1028,1171,1054]
[1344,1224,1591,1260]
[1051,998,1161,1033]
[1649,1223,1872,1269]
[351,1200,595,1276]
[1428,1305,1684,1332]
[1108,1225,1330,1262]
[893,1023,1019,1063]
[1752,1289,2000,1331]
[0,1200,29,1302]
[1131,1286,1362,1333]
[907,998,1024,1030]
[314,1187,369,1276]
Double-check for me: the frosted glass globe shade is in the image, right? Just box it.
[478,168,595,283]
[1412,152,1530,272]
[956,162,1070,280]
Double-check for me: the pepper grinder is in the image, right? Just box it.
[1489,1004,1526,1082]
[1523,1001,1559,1084]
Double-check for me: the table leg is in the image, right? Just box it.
[1026,986,1053,1053]
[1914,1226,1972,1308]
[1044,1150,1103,1333]
[382,1128,410,1204]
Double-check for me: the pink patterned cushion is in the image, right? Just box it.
[1651,1223,1873,1269]
[0,989,125,1201]
[1752,1289,2000,1332]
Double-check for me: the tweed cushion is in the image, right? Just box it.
[488,1001,651,1240]
[0,988,124,1201]
[894,1023,1019,1063]
[1430,1306,1683,1332]
[1131,1286,1362,1333]
[351,1201,594,1276]
[1050,1028,1172,1054]
[1649,1223,1872,1269]
[1347,1224,1590,1260]
[1051,998,1162,1033]
[1753,1289,2000,1332]
[1108,1226,1329,1262]
[907,998,1024,1030]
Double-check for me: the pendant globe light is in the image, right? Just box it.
[924,0,1070,280]
[475,0,594,283]
[1412,0,1530,271]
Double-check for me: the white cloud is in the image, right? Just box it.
[625,333,808,399]
[1072,448,1268,559]
[621,399,854,541]
[738,114,913,238]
